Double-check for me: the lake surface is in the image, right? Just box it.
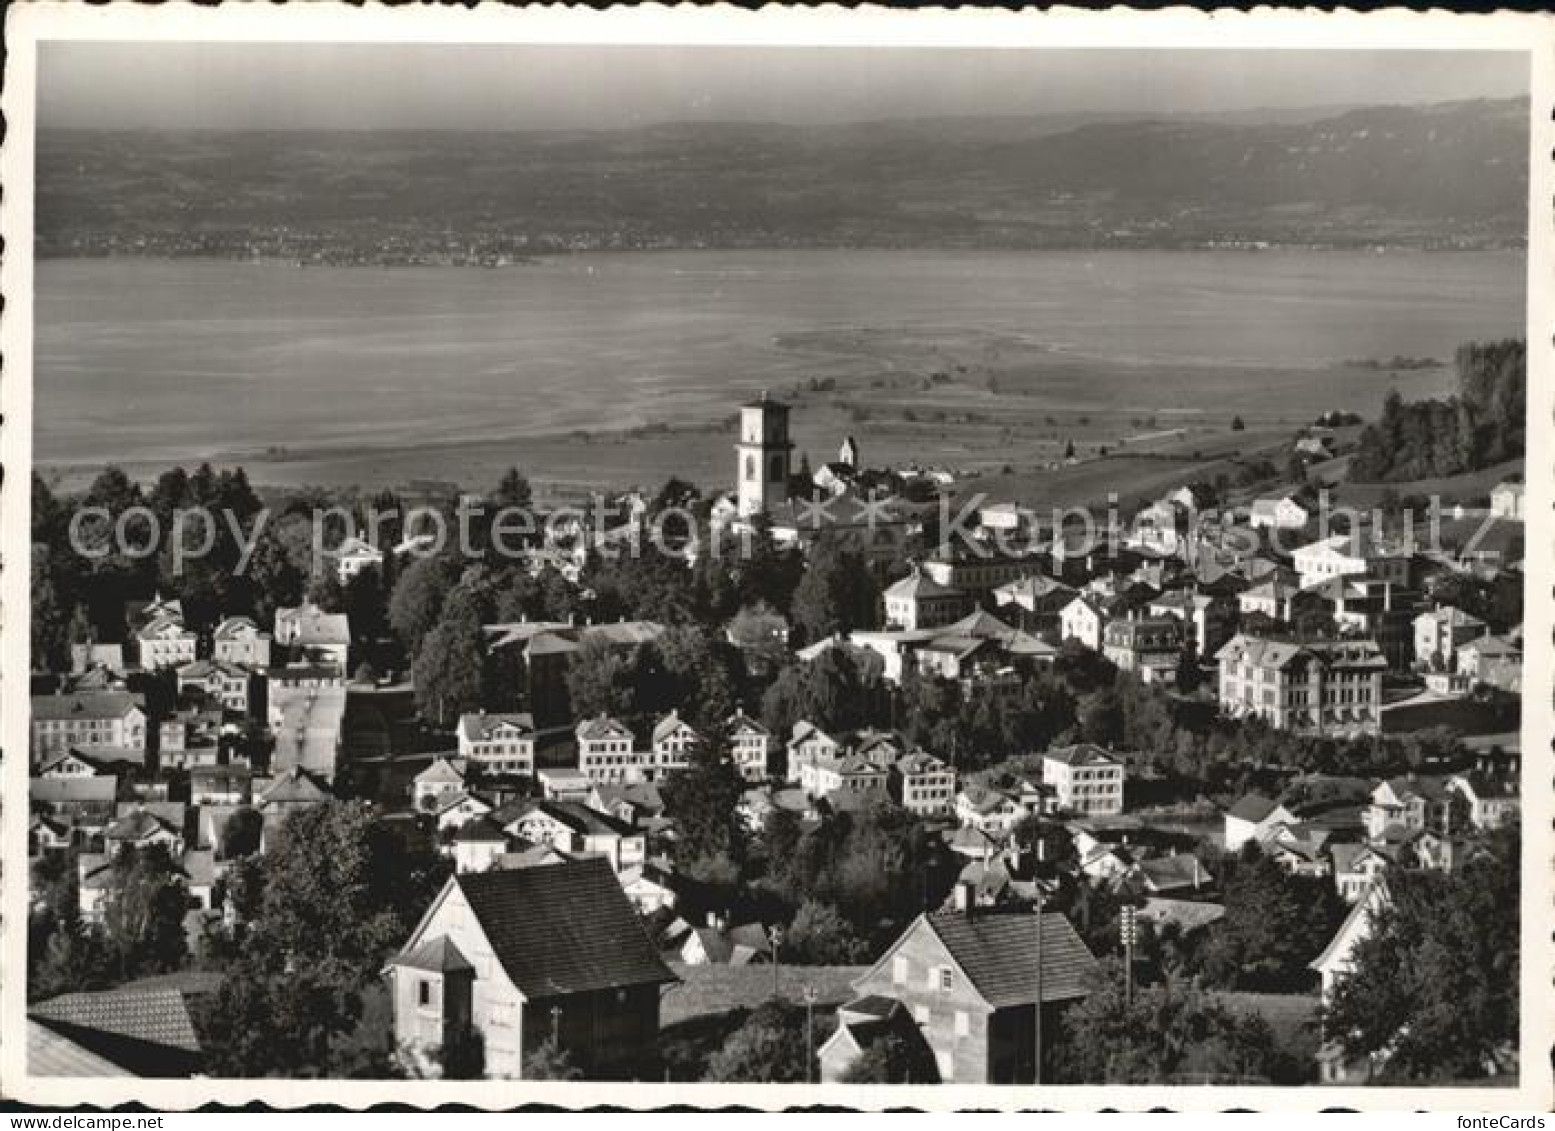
[34,249,1526,467]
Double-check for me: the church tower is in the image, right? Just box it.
[839,435,859,469]
[736,392,793,518]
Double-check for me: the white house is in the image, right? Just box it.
[728,712,774,782]
[457,712,536,776]
[1059,596,1105,652]
[1041,743,1125,817]
[333,536,385,584]
[1249,494,1312,531]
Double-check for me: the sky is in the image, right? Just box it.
[38,43,1528,130]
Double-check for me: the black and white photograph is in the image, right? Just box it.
[2,3,1550,1110]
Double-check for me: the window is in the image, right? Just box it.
[939,967,954,992]
[418,979,432,1008]
[892,956,908,986]
[955,1010,970,1037]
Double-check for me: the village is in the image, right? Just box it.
[26,368,1525,1085]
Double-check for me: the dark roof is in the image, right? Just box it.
[396,935,475,975]
[1227,794,1281,823]
[30,988,202,1060]
[453,858,677,999]
[923,910,1097,1008]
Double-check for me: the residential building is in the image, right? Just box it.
[883,570,973,631]
[70,643,125,676]
[1456,634,1523,692]
[821,909,1097,1084]
[501,800,646,876]
[1448,759,1520,831]
[1489,479,1524,520]
[807,753,889,804]
[414,757,470,811]
[1058,595,1106,652]
[1364,775,1466,841]
[727,712,774,781]
[482,619,665,727]
[786,720,846,785]
[176,659,252,715]
[1310,883,1391,1083]
[891,751,957,818]
[1292,534,1409,590]
[1248,494,1312,531]
[387,859,677,1079]
[992,574,1077,639]
[332,535,385,584]
[1412,606,1487,671]
[1102,616,1184,684]
[456,712,536,776]
[30,692,147,759]
[1147,591,1237,661]
[650,710,701,778]
[211,616,272,669]
[1041,744,1125,817]
[575,714,645,785]
[954,784,1024,836]
[135,614,198,671]
[1223,794,1296,852]
[189,765,251,807]
[273,602,351,671]
[1216,635,1386,736]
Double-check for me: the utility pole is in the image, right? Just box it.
[1120,905,1138,1008]
[803,984,819,1084]
[550,1004,562,1045]
[1034,884,1044,1087]
[769,924,784,1000]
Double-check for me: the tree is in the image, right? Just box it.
[1231,416,1246,432]
[522,1035,582,1081]
[660,727,747,889]
[840,1029,940,1084]
[388,553,460,656]
[100,844,190,979]
[651,625,743,730]
[218,806,265,860]
[789,538,880,644]
[704,1000,811,1083]
[1198,844,1345,992]
[1323,827,1519,1080]
[565,635,649,720]
[1057,958,1295,1084]
[784,900,869,965]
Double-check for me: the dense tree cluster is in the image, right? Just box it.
[1350,340,1525,483]
[1324,826,1519,1081]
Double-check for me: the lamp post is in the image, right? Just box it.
[802,984,819,1084]
[768,924,784,1000]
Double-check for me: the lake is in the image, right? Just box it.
[34,248,1525,473]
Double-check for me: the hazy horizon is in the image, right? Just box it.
[39,44,1528,131]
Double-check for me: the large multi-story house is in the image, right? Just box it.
[1215,634,1386,736]
[273,602,351,671]
[919,545,1043,593]
[1102,616,1184,684]
[992,574,1077,639]
[387,859,677,1079]
[1456,633,1523,692]
[785,720,846,785]
[1363,775,1468,841]
[136,613,199,671]
[482,619,665,726]
[456,711,536,776]
[30,692,148,760]
[820,909,1097,1084]
[727,711,774,781]
[1146,591,1236,661]
[806,754,889,805]
[575,714,643,785]
[883,570,973,631]
[211,616,273,669]
[891,751,957,818]
[1412,606,1487,671]
[1292,534,1409,591]
[176,659,253,716]
[650,710,701,778]
[1041,743,1125,817]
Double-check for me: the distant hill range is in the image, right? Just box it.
[37,97,1527,260]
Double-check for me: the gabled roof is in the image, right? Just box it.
[32,692,143,722]
[136,613,195,642]
[212,616,265,641]
[885,570,962,601]
[507,799,635,839]
[1227,793,1282,824]
[918,910,1097,1007]
[453,816,513,844]
[274,602,351,647]
[1135,853,1212,893]
[415,757,468,785]
[457,712,535,742]
[438,858,677,999]
[256,766,334,807]
[1043,743,1120,769]
[653,711,701,745]
[31,776,118,805]
[29,988,202,1058]
[576,714,633,742]
[727,711,770,737]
